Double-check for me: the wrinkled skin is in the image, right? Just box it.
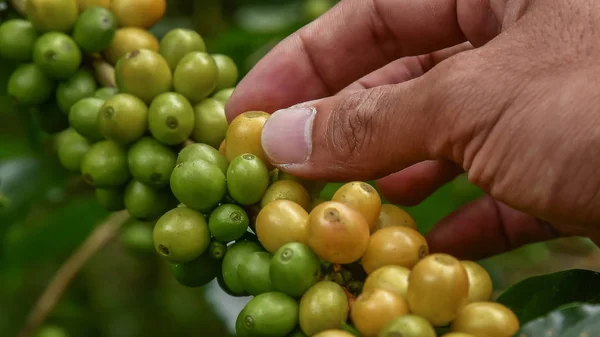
[226,0,600,260]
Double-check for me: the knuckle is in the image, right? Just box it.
[424,51,506,164]
[325,88,385,167]
[429,51,484,95]
[423,53,483,154]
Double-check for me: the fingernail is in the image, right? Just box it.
[262,107,316,165]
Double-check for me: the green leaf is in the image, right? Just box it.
[516,303,600,337]
[204,25,296,76]
[435,327,451,336]
[496,269,600,325]
[3,195,109,268]
[0,156,42,222]
[149,15,195,39]
[0,136,34,160]
[234,3,303,33]
[340,322,364,337]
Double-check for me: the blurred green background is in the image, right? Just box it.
[1,0,600,336]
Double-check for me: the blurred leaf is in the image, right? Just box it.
[0,150,73,236]
[0,136,34,159]
[51,300,91,320]
[15,104,45,150]
[192,0,227,37]
[0,45,18,110]
[516,242,552,264]
[545,237,599,256]
[233,0,299,5]
[516,303,600,337]
[0,155,42,220]
[302,0,336,21]
[3,195,109,267]
[243,38,280,71]
[340,322,364,337]
[205,26,291,75]
[149,15,195,39]
[319,182,343,200]
[496,269,600,325]
[234,2,303,33]
[0,58,14,95]
[404,175,484,233]
[7,0,25,18]
[158,283,233,337]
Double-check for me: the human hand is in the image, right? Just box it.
[225,0,600,260]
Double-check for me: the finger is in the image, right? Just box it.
[226,0,499,122]
[335,43,472,199]
[425,195,562,261]
[375,160,464,207]
[259,84,428,181]
[259,50,485,182]
[339,42,473,94]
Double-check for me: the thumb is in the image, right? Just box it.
[260,76,452,181]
